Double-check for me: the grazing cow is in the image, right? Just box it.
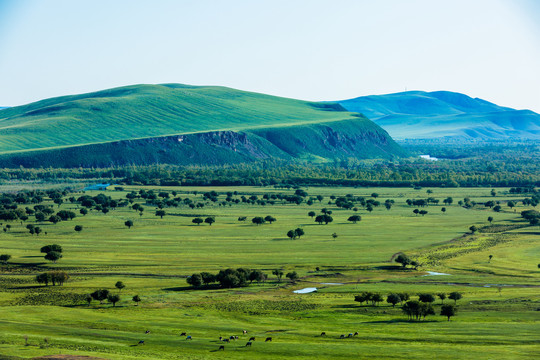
[249,337,255,341]
[138,340,145,345]
[235,336,239,340]
[339,334,345,339]
[180,332,186,336]
[320,332,326,336]
[243,330,248,334]
[230,336,235,340]
[265,337,272,342]
[186,335,192,340]
[245,341,252,347]
[145,330,150,334]
[218,345,225,351]
[347,333,353,338]
[354,332,359,336]
[223,338,230,343]
[219,336,223,341]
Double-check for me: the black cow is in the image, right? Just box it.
[320,332,326,336]
[249,336,255,341]
[138,340,145,345]
[265,337,272,342]
[218,345,225,351]
[245,341,252,347]
[180,332,186,336]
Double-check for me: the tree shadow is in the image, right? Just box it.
[163,284,221,292]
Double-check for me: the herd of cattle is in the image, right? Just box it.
[137,329,360,350]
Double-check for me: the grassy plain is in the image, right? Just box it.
[0,186,538,359]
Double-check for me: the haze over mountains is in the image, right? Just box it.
[339,91,540,140]
[0,84,403,167]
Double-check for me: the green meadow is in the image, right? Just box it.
[0,186,538,359]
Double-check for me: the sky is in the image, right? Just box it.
[0,0,539,112]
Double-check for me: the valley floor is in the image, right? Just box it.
[0,186,538,359]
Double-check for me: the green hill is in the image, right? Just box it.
[0,84,405,167]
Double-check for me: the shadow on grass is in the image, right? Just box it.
[363,319,438,324]
[163,284,221,292]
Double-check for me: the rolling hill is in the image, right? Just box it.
[339,91,540,140]
[0,84,405,167]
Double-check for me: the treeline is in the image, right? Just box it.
[1,147,539,188]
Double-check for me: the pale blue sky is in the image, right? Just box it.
[0,0,539,112]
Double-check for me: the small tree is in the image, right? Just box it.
[132,295,141,306]
[74,225,83,232]
[448,291,462,304]
[441,207,446,214]
[437,293,446,304]
[41,244,62,254]
[413,209,419,216]
[252,217,265,226]
[286,271,299,282]
[440,304,457,321]
[204,217,215,226]
[395,254,411,268]
[45,251,62,263]
[272,269,284,282]
[115,281,125,292]
[387,293,401,307]
[419,210,428,216]
[90,289,110,304]
[125,220,134,229]
[371,293,383,306]
[187,274,203,287]
[36,273,51,286]
[0,254,11,264]
[308,211,316,218]
[469,225,478,234]
[85,295,93,306]
[418,293,435,303]
[107,294,120,307]
[264,216,276,224]
[287,230,296,240]
[155,210,166,219]
[488,254,493,263]
[192,218,203,225]
[487,216,493,224]
[331,232,338,240]
[347,215,361,224]
[294,228,304,239]
[48,215,61,224]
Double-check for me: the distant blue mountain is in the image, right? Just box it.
[339,91,540,140]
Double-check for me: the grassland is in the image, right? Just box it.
[0,85,359,154]
[0,186,538,359]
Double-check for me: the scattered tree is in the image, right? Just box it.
[204,217,215,226]
[132,295,141,306]
[115,281,125,292]
[286,271,299,282]
[448,291,462,304]
[387,293,401,307]
[0,254,11,264]
[347,215,361,224]
[440,304,457,321]
[125,220,133,229]
[107,294,120,307]
[192,218,203,225]
[74,225,83,232]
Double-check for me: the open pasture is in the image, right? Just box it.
[0,185,538,359]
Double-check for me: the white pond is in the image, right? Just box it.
[293,287,317,294]
[423,271,451,276]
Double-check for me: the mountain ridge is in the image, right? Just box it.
[339,91,540,140]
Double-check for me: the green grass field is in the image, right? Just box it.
[0,186,538,359]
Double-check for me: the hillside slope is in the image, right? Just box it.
[339,91,540,140]
[0,84,405,167]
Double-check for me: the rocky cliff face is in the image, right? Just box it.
[0,118,405,168]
